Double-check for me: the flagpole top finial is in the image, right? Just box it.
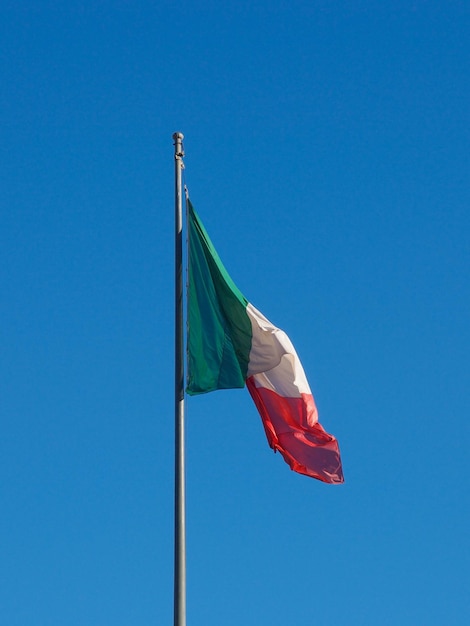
[173,132,185,159]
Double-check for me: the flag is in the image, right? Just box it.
[186,200,344,484]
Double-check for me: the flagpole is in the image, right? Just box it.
[173,131,186,626]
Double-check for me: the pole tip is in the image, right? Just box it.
[173,132,184,141]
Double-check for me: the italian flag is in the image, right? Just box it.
[186,200,343,484]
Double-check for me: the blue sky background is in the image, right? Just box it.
[1,1,469,624]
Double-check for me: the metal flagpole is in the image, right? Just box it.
[173,131,186,626]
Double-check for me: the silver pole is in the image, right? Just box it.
[173,131,186,626]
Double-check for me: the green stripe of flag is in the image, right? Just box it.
[186,200,253,395]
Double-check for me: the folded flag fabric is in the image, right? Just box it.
[186,200,343,484]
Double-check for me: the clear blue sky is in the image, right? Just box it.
[1,1,469,624]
